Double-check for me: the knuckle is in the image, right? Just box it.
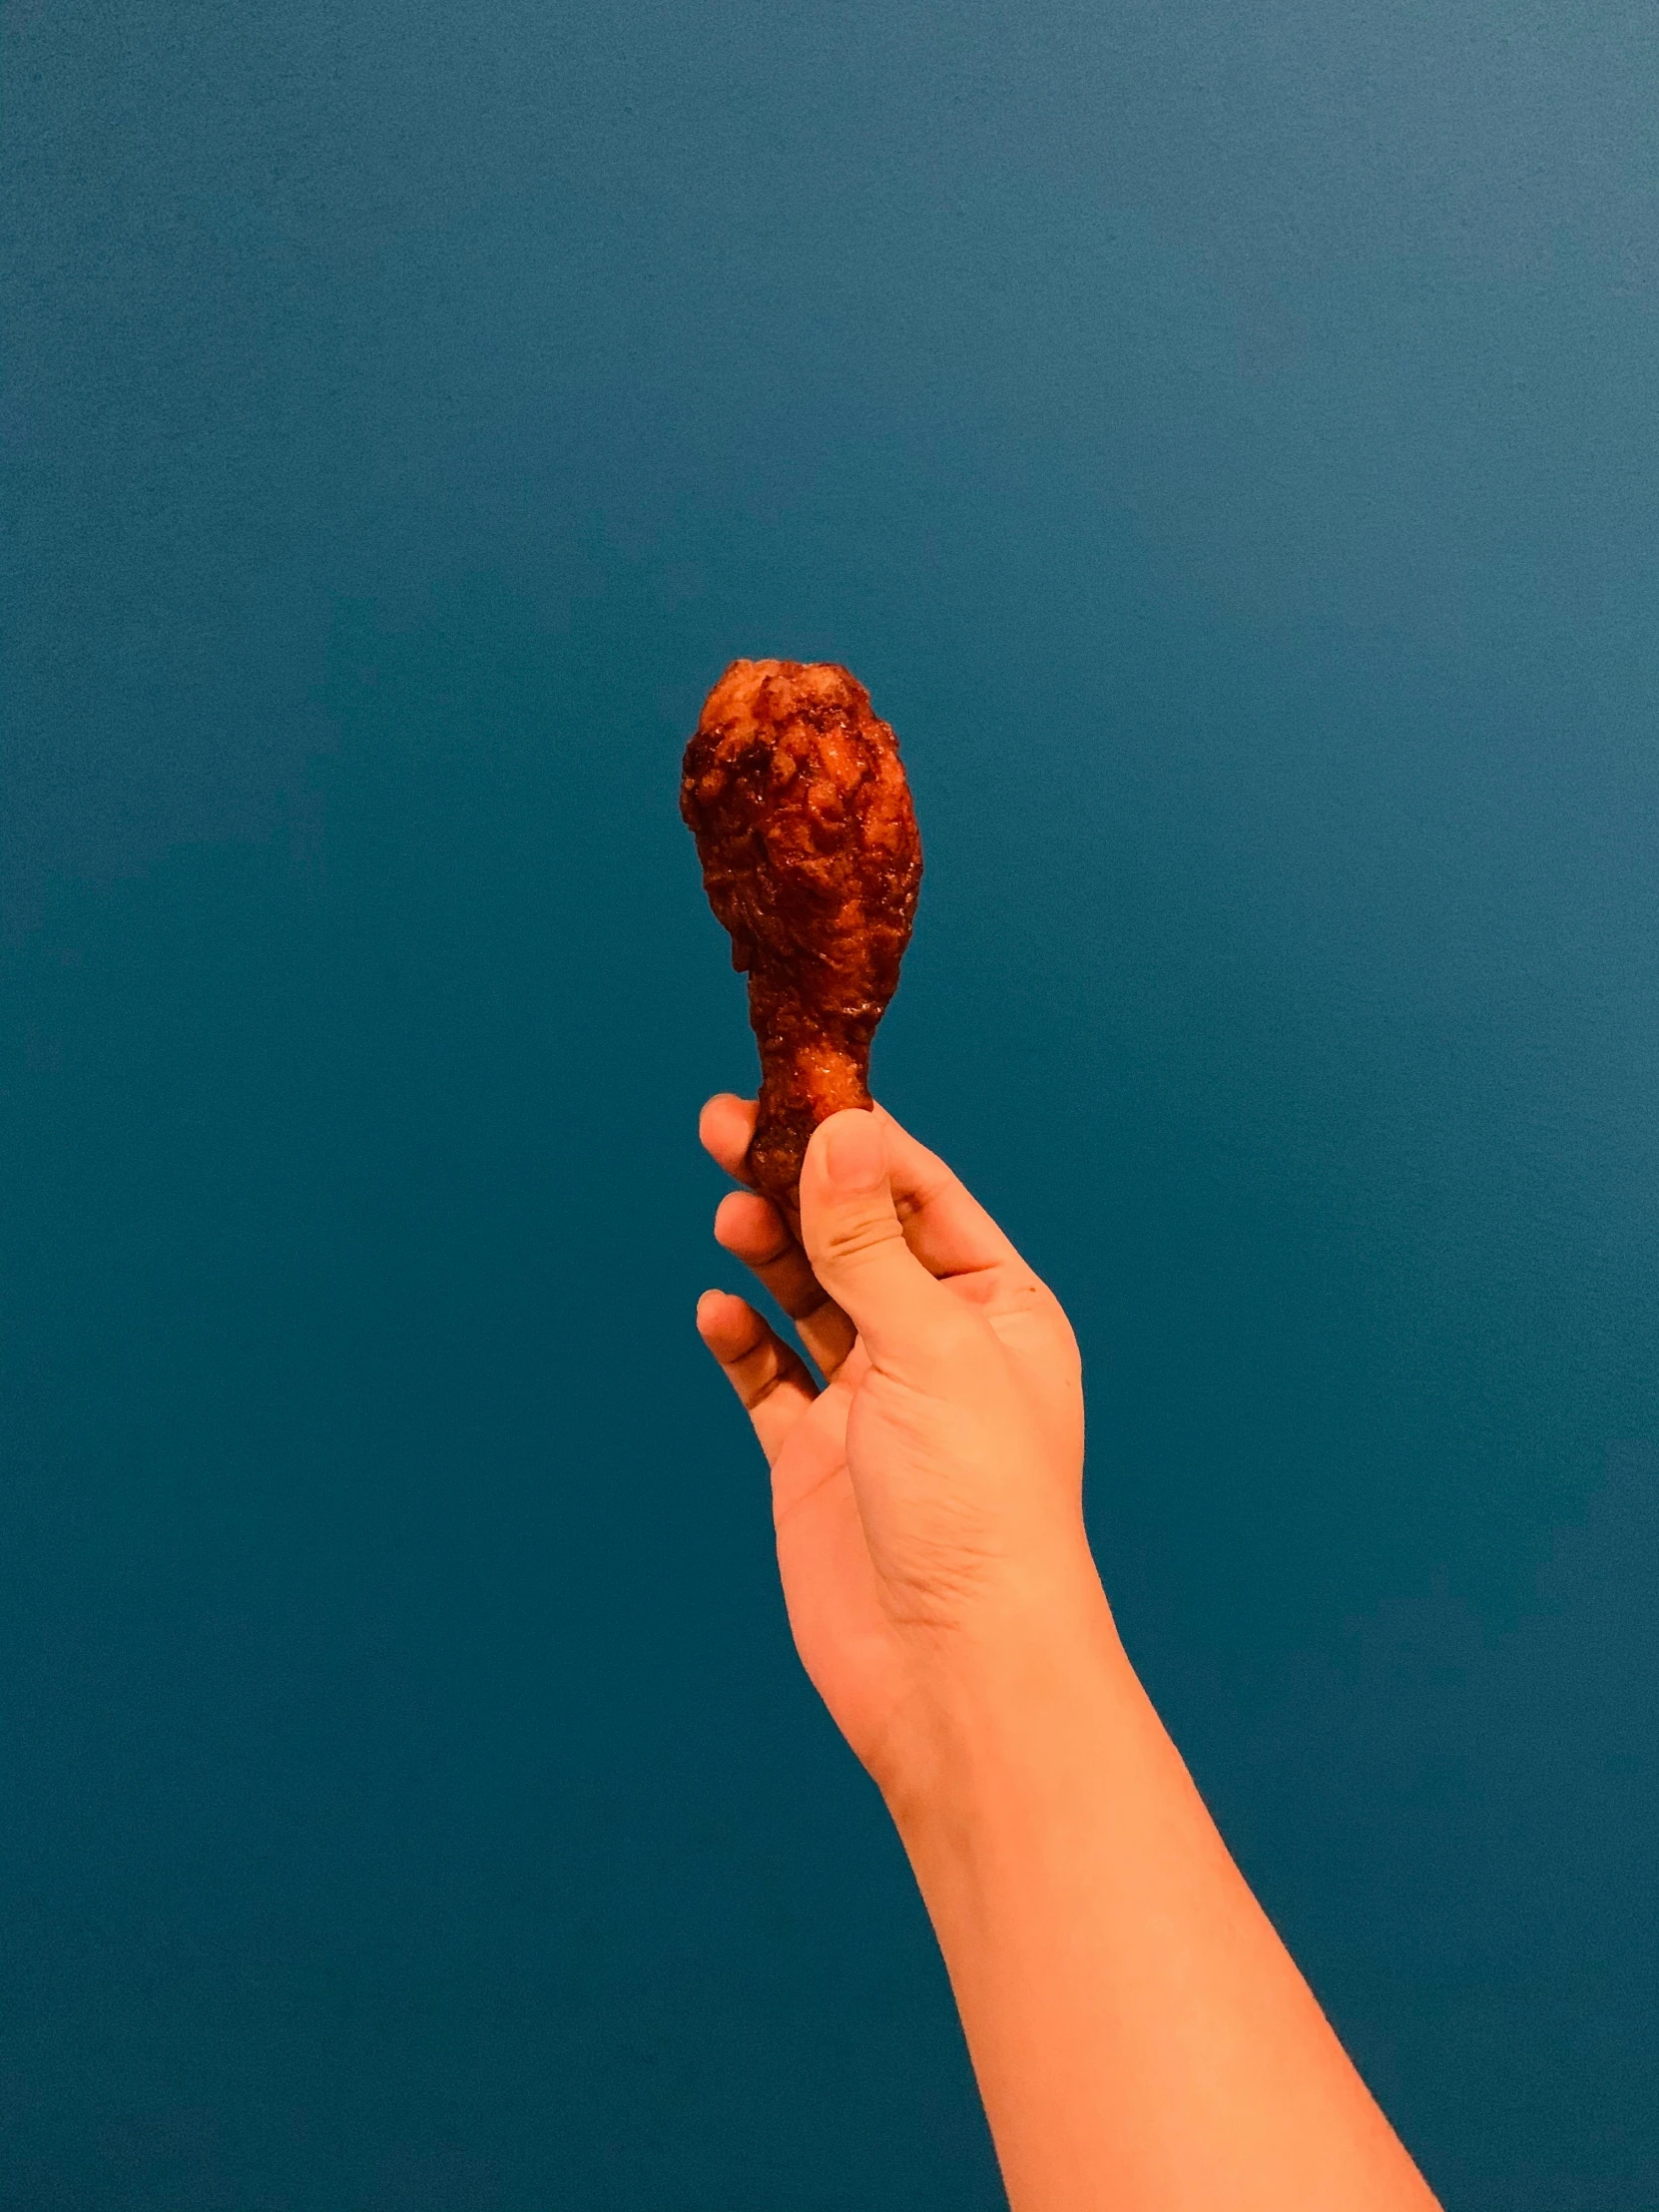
[814,1209,903,1268]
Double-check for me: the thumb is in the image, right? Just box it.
[799,1109,955,1370]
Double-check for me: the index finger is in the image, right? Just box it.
[698,1092,1022,1282]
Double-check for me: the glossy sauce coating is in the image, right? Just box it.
[681,659,922,1198]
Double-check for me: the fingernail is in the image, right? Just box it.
[823,1110,883,1192]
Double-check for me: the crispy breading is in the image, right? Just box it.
[681,659,922,1199]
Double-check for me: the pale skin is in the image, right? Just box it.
[696,1094,1441,2212]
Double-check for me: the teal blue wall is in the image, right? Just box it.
[5,3,1658,2203]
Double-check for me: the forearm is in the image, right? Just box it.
[885,1558,1439,2212]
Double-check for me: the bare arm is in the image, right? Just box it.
[696,1097,1438,2212]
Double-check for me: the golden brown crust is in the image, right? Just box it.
[681,659,922,1198]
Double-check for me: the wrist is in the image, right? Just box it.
[870,1538,1137,1861]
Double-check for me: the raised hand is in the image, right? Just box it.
[696,1094,1089,1792]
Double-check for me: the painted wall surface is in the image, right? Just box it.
[5,3,1658,2205]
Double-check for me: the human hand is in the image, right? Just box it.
[696,1097,1093,1796]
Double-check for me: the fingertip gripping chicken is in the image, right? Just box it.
[681,659,922,1201]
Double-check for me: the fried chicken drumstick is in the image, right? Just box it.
[681,659,922,1201]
